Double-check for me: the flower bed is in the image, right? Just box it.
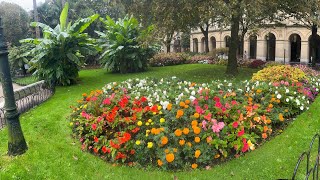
[69,65,320,170]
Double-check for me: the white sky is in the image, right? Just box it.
[0,0,46,11]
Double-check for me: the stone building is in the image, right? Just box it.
[190,19,320,64]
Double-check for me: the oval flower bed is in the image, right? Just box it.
[69,65,320,170]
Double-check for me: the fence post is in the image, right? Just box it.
[0,17,27,155]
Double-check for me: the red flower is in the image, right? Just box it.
[140,96,147,102]
[93,147,98,153]
[151,105,158,112]
[232,121,239,128]
[101,146,110,154]
[131,127,140,133]
[215,102,222,108]
[237,128,245,137]
[92,124,97,131]
[110,140,120,149]
[204,113,212,121]
[231,100,237,105]
[130,150,135,155]
[241,138,249,153]
[115,152,126,160]
[94,136,99,143]
[213,96,220,102]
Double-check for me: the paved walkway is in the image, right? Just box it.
[0,83,23,103]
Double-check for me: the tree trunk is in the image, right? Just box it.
[311,24,317,67]
[226,11,241,75]
[165,31,174,53]
[33,0,40,38]
[199,24,209,53]
[239,29,247,58]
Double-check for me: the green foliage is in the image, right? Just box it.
[21,3,98,86]
[97,16,158,73]
[0,2,29,45]
[8,44,33,76]
[150,53,189,67]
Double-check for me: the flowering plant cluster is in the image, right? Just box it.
[252,65,306,82]
[69,65,320,170]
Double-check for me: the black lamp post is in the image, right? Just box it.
[0,17,27,156]
[266,34,269,61]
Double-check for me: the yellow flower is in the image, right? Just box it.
[152,112,156,115]
[195,150,201,158]
[256,89,262,94]
[83,104,87,109]
[160,118,165,123]
[173,148,178,153]
[187,142,192,147]
[135,140,141,145]
[148,119,152,123]
[214,154,220,159]
[137,121,143,126]
[158,105,162,110]
[145,122,150,126]
[194,113,200,118]
[147,142,153,148]
[69,122,73,126]
[194,137,200,143]
[165,149,170,153]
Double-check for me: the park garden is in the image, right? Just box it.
[0,0,320,180]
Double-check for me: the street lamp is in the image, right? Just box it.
[0,17,28,156]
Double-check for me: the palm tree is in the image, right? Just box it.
[33,0,40,38]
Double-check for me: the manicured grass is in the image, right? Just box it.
[0,64,319,179]
[13,76,38,86]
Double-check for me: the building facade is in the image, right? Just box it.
[190,21,320,64]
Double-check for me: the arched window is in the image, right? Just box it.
[308,35,320,64]
[249,35,257,59]
[210,36,216,51]
[265,33,276,61]
[201,37,206,53]
[289,34,301,62]
[193,38,198,53]
[225,36,231,48]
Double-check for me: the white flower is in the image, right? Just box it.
[275,91,278,94]
[286,98,289,102]
[300,106,304,110]
[277,94,282,99]
[189,96,196,102]
[191,90,196,96]
[285,89,289,93]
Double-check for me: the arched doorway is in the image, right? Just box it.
[193,38,198,53]
[225,36,230,48]
[210,36,216,51]
[265,33,276,61]
[308,35,320,64]
[289,34,301,62]
[201,37,206,53]
[249,35,257,59]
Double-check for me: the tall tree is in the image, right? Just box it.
[0,2,29,45]
[33,0,40,38]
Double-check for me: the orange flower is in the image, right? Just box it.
[191,163,198,169]
[195,150,201,158]
[185,99,191,105]
[268,104,273,108]
[266,119,272,124]
[206,136,212,143]
[194,137,200,143]
[161,136,168,145]
[174,129,182,137]
[194,113,200,119]
[184,105,189,109]
[253,116,260,122]
[214,154,220,159]
[151,128,161,135]
[193,126,201,135]
[179,102,185,107]
[183,128,190,135]
[82,93,87,97]
[157,159,163,166]
[256,89,262,93]
[263,126,268,133]
[166,153,175,163]
[262,133,267,139]
[179,139,185,146]
[167,103,172,110]
[173,148,178,153]
[279,113,284,121]
[191,120,198,126]
[176,109,184,117]
[165,149,170,153]
[271,97,276,102]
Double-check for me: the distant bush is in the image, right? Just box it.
[264,61,282,67]
[249,59,266,69]
[149,53,188,67]
[187,55,215,64]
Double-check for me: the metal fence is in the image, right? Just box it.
[292,133,319,180]
[0,80,54,129]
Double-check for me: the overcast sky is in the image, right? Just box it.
[0,0,46,11]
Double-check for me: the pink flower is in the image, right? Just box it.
[232,121,239,128]
[202,120,208,130]
[221,107,226,112]
[241,138,249,153]
[204,113,212,121]
[103,98,111,105]
[213,96,220,102]
[225,102,231,109]
[215,102,222,108]
[196,106,204,114]
[231,100,237,106]
[237,128,244,137]
[211,119,225,134]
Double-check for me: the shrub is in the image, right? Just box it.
[149,53,187,67]
[69,71,320,170]
[249,59,266,69]
[187,55,215,64]
[21,3,98,86]
[264,61,282,67]
[294,64,320,77]
[252,65,307,82]
[97,16,157,73]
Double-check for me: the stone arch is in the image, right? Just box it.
[308,35,320,63]
[248,35,257,59]
[261,30,279,41]
[265,33,276,61]
[193,38,199,53]
[224,35,231,48]
[201,37,206,53]
[286,30,304,41]
[210,36,216,51]
[289,33,301,62]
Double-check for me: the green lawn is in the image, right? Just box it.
[0,64,319,179]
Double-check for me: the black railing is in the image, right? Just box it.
[0,81,54,129]
[292,133,320,180]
